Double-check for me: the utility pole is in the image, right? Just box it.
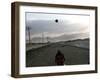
[46,37,50,43]
[26,26,31,44]
[42,33,44,43]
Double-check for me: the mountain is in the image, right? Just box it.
[29,32,89,43]
[51,32,89,42]
[65,38,89,49]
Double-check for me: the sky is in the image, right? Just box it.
[26,12,90,43]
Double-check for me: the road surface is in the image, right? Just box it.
[26,42,89,67]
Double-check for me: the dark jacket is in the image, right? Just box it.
[55,50,65,65]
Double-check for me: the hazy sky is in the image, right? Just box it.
[26,12,90,42]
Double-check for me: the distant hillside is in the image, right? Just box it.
[65,38,89,49]
[29,33,89,43]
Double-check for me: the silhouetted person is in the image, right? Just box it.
[55,50,65,65]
